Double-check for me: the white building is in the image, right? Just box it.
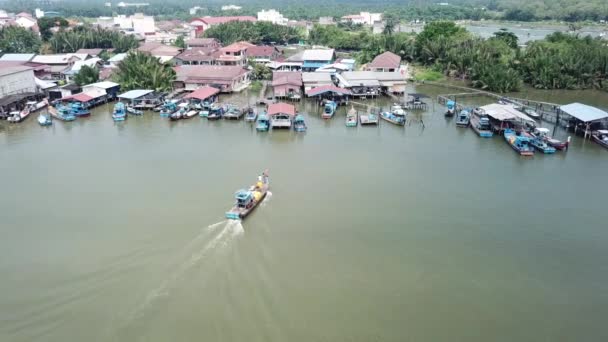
[257,9,288,26]
[0,66,36,98]
[189,6,201,15]
[117,2,149,7]
[111,13,155,35]
[221,5,242,11]
[341,12,382,26]
[35,8,44,18]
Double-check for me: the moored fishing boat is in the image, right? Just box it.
[380,104,406,126]
[26,100,48,112]
[346,106,358,127]
[112,102,127,121]
[244,107,257,122]
[170,108,185,121]
[529,134,556,154]
[49,105,76,121]
[321,100,337,119]
[532,128,569,151]
[293,114,307,132]
[469,113,493,137]
[225,170,269,220]
[522,107,540,120]
[207,105,224,120]
[126,106,143,115]
[183,108,198,119]
[446,100,456,117]
[455,108,471,127]
[7,107,30,123]
[591,130,608,149]
[256,113,270,131]
[160,101,177,118]
[37,113,52,126]
[224,105,244,120]
[504,128,534,156]
[69,102,90,117]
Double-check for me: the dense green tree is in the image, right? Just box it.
[73,65,99,86]
[49,26,139,53]
[174,36,186,49]
[0,26,41,53]
[112,52,176,91]
[493,29,519,50]
[38,16,69,40]
[203,21,301,45]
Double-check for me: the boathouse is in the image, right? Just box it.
[272,72,302,99]
[479,103,535,131]
[558,103,608,139]
[118,89,163,108]
[336,71,381,97]
[82,81,121,100]
[305,85,352,104]
[184,86,220,105]
[268,102,296,129]
[174,65,250,92]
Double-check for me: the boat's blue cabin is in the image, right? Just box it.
[294,114,305,124]
[447,100,455,109]
[235,190,253,207]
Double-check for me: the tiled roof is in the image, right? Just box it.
[137,43,182,57]
[184,86,220,100]
[305,85,352,97]
[175,65,249,81]
[192,16,257,25]
[268,102,296,116]
[272,72,302,86]
[247,45,278,57]
[175,47,217,62]
[186,38,220,46]
[367,51,401,69]
[221,41,254,53]
[75,48,104,56]
[0,65,33,77]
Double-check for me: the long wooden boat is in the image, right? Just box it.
[244,107,257,122]
[126,106,143,115]
[592,130,608,149]
[112,102,127,121]
[224,105,244,120]
[225,170,269,220]
[256,112,270,131]
[469,114,493,137]
[504,128,534,156]
[346,107,358,127]
[183,109,198,119]
[528,134,556,154]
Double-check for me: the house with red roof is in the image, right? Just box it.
[365,51,402,72]
[215,41,254,66]
[189,16,257,35]
[174,65,250,92]
[272,72,302,99]
[247,45,281,64]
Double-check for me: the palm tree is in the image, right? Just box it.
[112,52,176,92]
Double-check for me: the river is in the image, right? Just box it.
[1,85,608,342]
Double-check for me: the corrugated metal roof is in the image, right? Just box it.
[305,85,352,97]
[560,103,608,123]
[0,53,35,62]
[0,65,33,77]
[118,89,154,100]
[301,72,332,83]
[83,81,119,89]
[480,103,534,122]
[302,49,335,61]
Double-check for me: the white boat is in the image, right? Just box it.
[7,107,31,123]
[26,100,48,112]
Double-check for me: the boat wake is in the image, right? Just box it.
[120,219,244,328]
[261,191,272,207]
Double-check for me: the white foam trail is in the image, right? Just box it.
[207,220,227,231]
[125,220,237,323]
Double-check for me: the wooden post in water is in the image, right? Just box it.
[553,108,560,136]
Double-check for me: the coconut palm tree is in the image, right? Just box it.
[112,52,176,92]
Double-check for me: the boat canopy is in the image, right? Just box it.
[447,100,455,106]
[235,190,252,201]
[480,103,535,123]
[535,127,551,133]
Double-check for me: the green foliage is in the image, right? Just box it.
[174,36,185,49]
[413,68,444,82]
[249,81,263,92]
[203,21,302,45]
[0,26,41,53]
[415,21,469,62]
[73,65,99,86]
[519,33,608,90]
[38,16,69,41]
[48,26,139,53]
[98,50,112,62]
[112,51,176,92]
[493,29,519,50]
[250,63,272,80]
